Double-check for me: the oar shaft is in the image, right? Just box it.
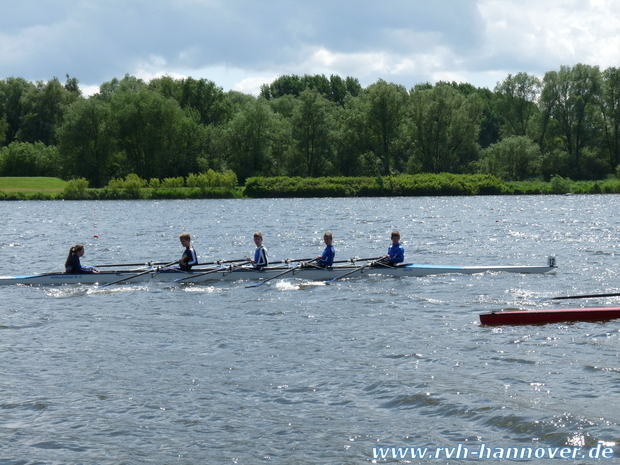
[96,262,169,268]
[99,260,177,287]
[97,258,250,268]
[175,260,250,282]
[96,256,375,269]
[550,292,620,300]
[325,257,383,284]
[246,258,318,288]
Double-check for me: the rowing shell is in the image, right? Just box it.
[480,307,620,326]
[0,258,557,286]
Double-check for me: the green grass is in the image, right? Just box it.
[0,177,67,192]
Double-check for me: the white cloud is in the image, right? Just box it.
[3,0,620,95]
[233,76,276,95]
[477,0,620,71]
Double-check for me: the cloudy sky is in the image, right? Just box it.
[2,0,619,96]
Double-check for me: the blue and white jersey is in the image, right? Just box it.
[386,243,405,264]
[180,246,198,270]
[254,245,268,269]
[317,245,335,267]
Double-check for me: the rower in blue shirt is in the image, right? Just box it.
[381,231,404,266]
[315,232,335,267]
[248,232,268,269]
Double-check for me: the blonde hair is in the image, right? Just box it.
[179,233,191,242]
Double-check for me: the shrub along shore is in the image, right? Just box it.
[2,173,620,200]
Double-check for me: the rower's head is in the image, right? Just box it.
[253,232,263,246]
[324,232,333,246]
[70,244,85,257]
[391,231,400,244]
[179,233,191,247]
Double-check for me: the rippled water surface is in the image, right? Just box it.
[2,196,620,464]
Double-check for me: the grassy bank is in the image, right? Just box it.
[3,174,620,200]
[0,177,66,194]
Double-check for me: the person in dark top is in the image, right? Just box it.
[248,232,268,269]
[65,244,98,273]
[315,232,335,267]
[178,233,198,271]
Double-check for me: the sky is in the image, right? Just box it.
[2,0,620,97]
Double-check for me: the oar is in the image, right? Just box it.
[95,261,169,268]
[174,260,250,283]
[537,291,620,301]
[325,257,383,284]
[246,259,318,288]
[99,260,177,288]
[345,256,386,263]
[96,258,251,268]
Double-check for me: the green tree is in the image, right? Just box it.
[442,82,501,149]
[330,95,367,176]
[110,89,205,179]
[494,72,542,138]
[539,64,603,179]
[0,77,36,145]
[0,116,7,147]
[260,74,305,99]
[64,74,82,96]
[408,83,483,173]
[261,74,361,105]
[223,98,280,180]
[17,77,80,145]
[289,89,334,176]
[599,67,620,171]
[477,136,542,181]
[57,98,114,187]
[358,79,410,175]
[0,141,60,176]
[97,74,147,101]
[328,74,362,106]
[177,77,233,126]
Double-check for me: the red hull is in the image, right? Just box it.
[480,307,620,326]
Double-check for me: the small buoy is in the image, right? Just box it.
[93,234,99,238]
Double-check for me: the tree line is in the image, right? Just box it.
[1,64,620,187]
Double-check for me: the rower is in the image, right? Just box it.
[178,233,198,271]
[313,232,335,268]
[248,232,268,270]
[164,233,199,271]
[64,244,99,274]
[378,231,404,267]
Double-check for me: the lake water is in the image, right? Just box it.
[1,196,620,464]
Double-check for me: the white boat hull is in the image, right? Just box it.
[0,260,557,286]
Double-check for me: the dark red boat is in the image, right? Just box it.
[479,307,620,326]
